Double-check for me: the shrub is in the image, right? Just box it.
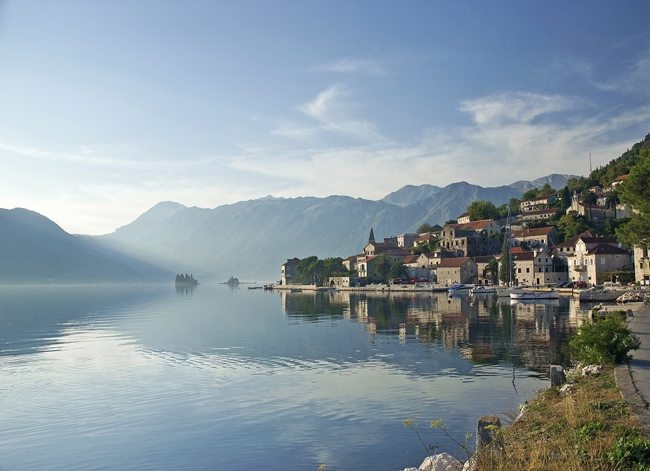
[570,312,640,365]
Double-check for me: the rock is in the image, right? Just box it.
[582,365,602,376]
[559,383,575,396]
[403,468,419,471]
[419,452,464,471]
[550,365,566,387]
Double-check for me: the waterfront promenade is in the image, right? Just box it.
[616,302,650,434]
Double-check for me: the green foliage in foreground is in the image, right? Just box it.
[570,312,641,365]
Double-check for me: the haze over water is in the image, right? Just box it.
[0,284,590,470]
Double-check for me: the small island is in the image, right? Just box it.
[175,273,199,285]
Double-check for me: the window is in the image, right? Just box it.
[601,258,606,265]
[526,267,530,273]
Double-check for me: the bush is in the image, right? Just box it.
[570,312,640,365]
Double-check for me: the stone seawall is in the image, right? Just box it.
[576,289,630,302]
[271,284,448,293]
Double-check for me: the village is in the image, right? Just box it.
[278,173,650,292]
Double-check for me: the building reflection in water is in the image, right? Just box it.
[279,290,594,373]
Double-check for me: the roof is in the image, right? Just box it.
[458,212,469,218]
[587,244,629,256]
[520,208,559,217]
[415,233,437,242]
[448,219,497,231]
[403,255,419,264]
[556,230,594,248]
[614,174,629,182]
[438,257,472,268]
[511,226,556,238]
[282,257,301,266]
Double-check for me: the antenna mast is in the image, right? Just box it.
[589,152,592,174]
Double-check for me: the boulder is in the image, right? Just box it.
[582,365,602,376]
[419,452,464,471]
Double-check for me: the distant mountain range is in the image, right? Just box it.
[0,174,577,284]
[0,208,171,284]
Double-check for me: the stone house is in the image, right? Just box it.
[281,257,301,285]
[568,243,632,285]
[511,226,559,250]
[520,194,557,212]
[437,257,478,286]
[457,213,470,224]
[634,246,650,286]
[397,233,419,248]
[510,248,565,286]
[470,255,498,285]
[440,220,501,257]
[519,208,559,223]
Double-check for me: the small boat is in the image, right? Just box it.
[510,290,559,300]
[447,284,472,295]
[470,286,497,295]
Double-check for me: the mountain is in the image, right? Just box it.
[97,174,577,281]
[508,174,577,194]
[0,208,170,284]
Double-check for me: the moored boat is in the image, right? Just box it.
[470,286,497,295]
[510,290,559,300]
[448,284,472,295]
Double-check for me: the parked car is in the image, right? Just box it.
[410,277,429,284]
[392,278,408,285]
[574,281,588,288]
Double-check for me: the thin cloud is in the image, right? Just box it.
[311,57,388,76]
[595,53,650,97]
[459,92,579,126]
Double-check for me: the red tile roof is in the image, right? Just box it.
[438,257,471,268]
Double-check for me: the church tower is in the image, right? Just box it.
[368,228,375,244]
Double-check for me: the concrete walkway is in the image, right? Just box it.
[615,302,650,434]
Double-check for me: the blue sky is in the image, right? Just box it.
[1,1,649,234]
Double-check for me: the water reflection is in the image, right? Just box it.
[280,291,589,373]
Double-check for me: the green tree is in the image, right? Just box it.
[557,213,590,241]
[417,223,436,233]
[389,260,408,280]
[522,188,541,201]
[570,312,640,365]
[581,190,599,221]
[560,186,572,211]
[618,151,650,248]
[485,257,499,284]
[374,254,391,282]
[467,200,498,221]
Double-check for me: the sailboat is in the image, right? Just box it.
[496,207,522,297]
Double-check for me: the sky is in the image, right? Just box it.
[1,1,650,235]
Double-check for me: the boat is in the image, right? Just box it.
[470,286,497,295]
[510,290,559,300]
[447,284,473,295]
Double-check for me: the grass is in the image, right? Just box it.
[474,366,650,470]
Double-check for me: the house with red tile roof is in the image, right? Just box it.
[437,257,478,286]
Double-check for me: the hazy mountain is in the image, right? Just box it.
[1,174,578,284]
[509,174,577,194]
[0,208,170,284]
[97,174,577,282]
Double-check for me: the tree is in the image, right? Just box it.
[389,260,408,280]
[581,190,599,221]
[374,254,391,282]
[557,213,590,241]
[522,188,540,201]
[560,186,571,211]
[618,151,650,248]
[417,223,436,233]
[485,257,499,284]
[605,189,621,219]
[467,200,498,221]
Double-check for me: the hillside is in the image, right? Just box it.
[0,208,169,284]
[98,175,576,281]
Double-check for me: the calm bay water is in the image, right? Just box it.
[0,284,591,470]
